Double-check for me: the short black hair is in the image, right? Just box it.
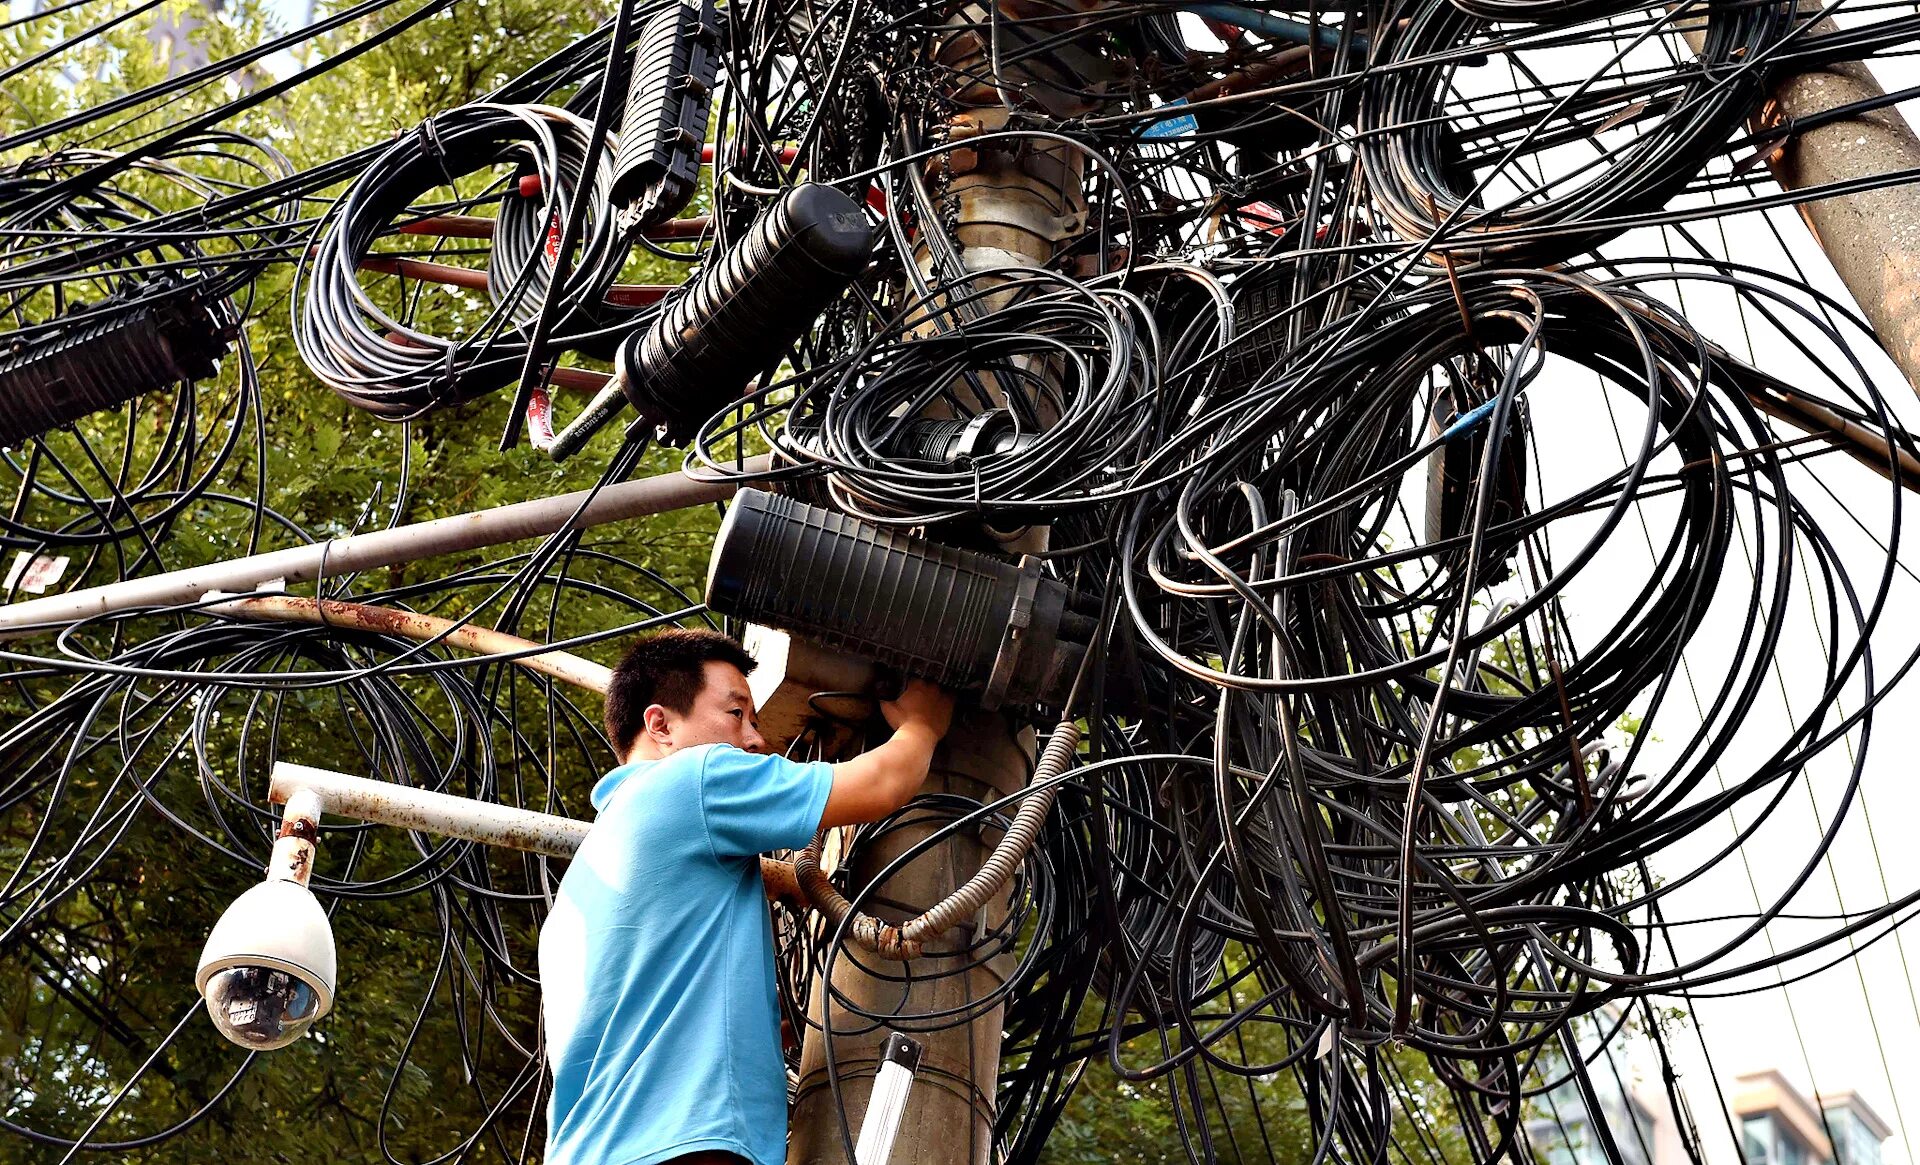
[603,629,757,755]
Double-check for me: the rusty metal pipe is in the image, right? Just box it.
[356,254,673,308]
[0,455,769,639]
[210,595,615,691]
[397,214,715,241]
[357,254,492,289]
[396,214,499,239]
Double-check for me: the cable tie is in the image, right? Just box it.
[432,342,461,405]
[416,116,447,159]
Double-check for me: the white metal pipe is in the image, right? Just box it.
[271,750,806,899]
[271,762,590,859]
[265,788,325,887]
[0,456,768,640]
[282,787,324,832]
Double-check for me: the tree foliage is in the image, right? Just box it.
[1,2,715,1159]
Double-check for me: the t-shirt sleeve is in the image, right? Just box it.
[698,746,836,859]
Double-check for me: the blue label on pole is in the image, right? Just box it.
[1143,98,1198,140]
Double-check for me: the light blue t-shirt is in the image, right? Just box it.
[539,744,835,1165]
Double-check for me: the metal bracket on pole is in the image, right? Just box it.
[270,762,591,858]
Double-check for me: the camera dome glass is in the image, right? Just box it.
[203,965,321,1050]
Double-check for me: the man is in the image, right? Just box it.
[539,628,956,1165]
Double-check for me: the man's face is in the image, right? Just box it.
[646,660,767,756]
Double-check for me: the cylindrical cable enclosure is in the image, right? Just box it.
[706,488,1087,709]
[0,282,230,448]
[611,0,721,230]
[625,184,872,444]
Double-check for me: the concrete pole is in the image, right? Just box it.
[1682,8,1920,390]
[748,633,1033,1165]
[781,9,1115,1152]
[786,709,1035,1165]
[1759,52,1920,391]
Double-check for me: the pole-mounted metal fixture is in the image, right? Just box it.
[853,1033,925,1165]
[195,763,594,1050]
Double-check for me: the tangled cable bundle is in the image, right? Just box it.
[8,0,1920,1162]
[0,133,301,307]
[717,265,1179,523]
[1354,0,1794,266]
[294,103,636,418]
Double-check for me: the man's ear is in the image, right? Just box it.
[643,703,674,746]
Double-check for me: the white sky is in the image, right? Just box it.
[1486,36,1920,1165]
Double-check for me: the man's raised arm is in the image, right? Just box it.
[818,679,956,829]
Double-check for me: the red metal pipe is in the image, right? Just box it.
[357,255,490,290]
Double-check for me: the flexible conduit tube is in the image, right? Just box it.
[794,717,1080,960]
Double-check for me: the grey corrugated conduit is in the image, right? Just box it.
[793,717,1081,961]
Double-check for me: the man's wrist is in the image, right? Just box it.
[894,720,940,748]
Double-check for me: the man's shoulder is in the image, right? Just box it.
[596,745,761,808]
[591,747,716,815]
[696,746,830,789]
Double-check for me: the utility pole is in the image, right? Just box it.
[1682,6,1920,390]
[1758,49,1920,391]
[785,708,1035,1165]
[783,3,1111,1161]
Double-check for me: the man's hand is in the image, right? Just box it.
[880,678,955,740]
[819,679,958,829]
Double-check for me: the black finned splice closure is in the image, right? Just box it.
[1224,265,1293,388]
[704,489,1092,709]
[880,1032,922,1073]
[625,184,873,445]
[612,0,721,231]
[0,283,230,449]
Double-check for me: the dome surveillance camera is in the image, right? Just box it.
[196,878,337,1051]
[196,788,336,1051]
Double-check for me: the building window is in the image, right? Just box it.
[1527,1080,1656,1165]
[1826,1110,1884,1165]
[1742,1112,1828,1165]
[1744,1116,1774,1165]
